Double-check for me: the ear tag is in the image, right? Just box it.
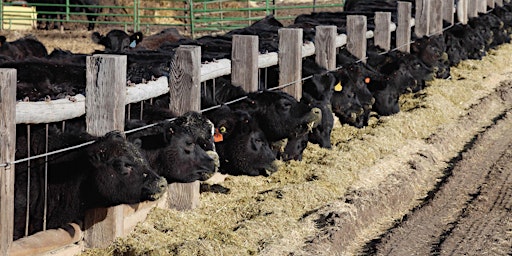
[334,82,343,92]
[364,77,371,84]
[214,128,224,142]
[129,40,137,48]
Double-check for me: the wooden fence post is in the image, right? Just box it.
[347,15,367,62]
[315,25,337,71]
[83,54,127,249]
[374,12,392,51]
[397,1,412,53]
[430,0,443,35]
[278,28,303,100]
[0,69,16,255]
[468,0,479,18]
[232,35,259,92]
[414,0,430,38]
[479,0,488,12]
[458,0,469,24]
[168,45,201,210]
[444,0,455,25]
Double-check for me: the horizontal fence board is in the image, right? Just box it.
[12,16,417,124]
[9,223,82,256]
[2,6,36,29]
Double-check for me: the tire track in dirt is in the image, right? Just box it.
[365,101,512,255]
[435,144,512,255]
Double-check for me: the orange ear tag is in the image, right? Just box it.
[214,128,224,142]
[364,77,371,84]
[334,82,343,92]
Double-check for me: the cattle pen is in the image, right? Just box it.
[0,0,506,255]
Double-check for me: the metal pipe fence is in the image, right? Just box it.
[0,0,345,37]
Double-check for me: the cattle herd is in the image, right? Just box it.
[3,0,512,244]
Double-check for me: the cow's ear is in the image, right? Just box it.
[130,32,144,46]
[91,32,102,44]
[88,149,105,164]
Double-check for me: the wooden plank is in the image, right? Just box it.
[347,15,367,62]
[168,45,201,211]
[443,0,455,25]
[414,0,430,38]
[84,54,127,249]
[9,223,82,256]
[488,0,495,8]
[397,1,412,53]
[40,243,83,256]
[278,28,303,100]
[314,25,337,71]
[458,0,469,24]
[123,193,168,234]
[495,0,503,6]
[374,12,392,51]
[430,0,443,35]
[0,69,16,256]
[231,35,259,92]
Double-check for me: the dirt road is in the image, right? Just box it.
[367,105,512,255]
[303,80,512,255]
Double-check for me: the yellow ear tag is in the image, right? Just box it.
[334,82,343,92]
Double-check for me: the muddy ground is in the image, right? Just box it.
[3,4,512,255]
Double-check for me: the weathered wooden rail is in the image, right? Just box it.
[0,0,505,255]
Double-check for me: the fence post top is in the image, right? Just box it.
[316,25,337,29]
[90,54,127,59]
[178,45,201,50]
[233,34,259,39]
[0,68,17,72]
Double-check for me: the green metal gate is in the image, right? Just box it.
[0,0,345,38]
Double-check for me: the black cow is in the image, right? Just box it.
[202,76,322,161]
[126,119,217,183]
[73,0,101,31]
[124,50,175,84]
[0,58,86,101]
[203,105,277,176]
[26,0,100,30]
[330,67,371,127]
[14,129,167,240]
[92,29,143,53]
[0,35,48,61]
[444,23,487,65]
[301,58,337,149]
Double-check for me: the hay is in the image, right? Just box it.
[78,44,512,256]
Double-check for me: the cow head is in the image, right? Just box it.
[205,106,277,176]
[92,30,143,53]
[86,131,167,206]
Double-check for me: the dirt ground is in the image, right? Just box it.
[305,80,512,256]
[3,3,512,255]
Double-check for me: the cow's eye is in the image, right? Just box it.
[121,164,133,176]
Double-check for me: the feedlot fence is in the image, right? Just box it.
[0,0,501,255]
[0,0,344,38]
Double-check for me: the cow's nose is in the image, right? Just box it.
[157,177,168,191]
